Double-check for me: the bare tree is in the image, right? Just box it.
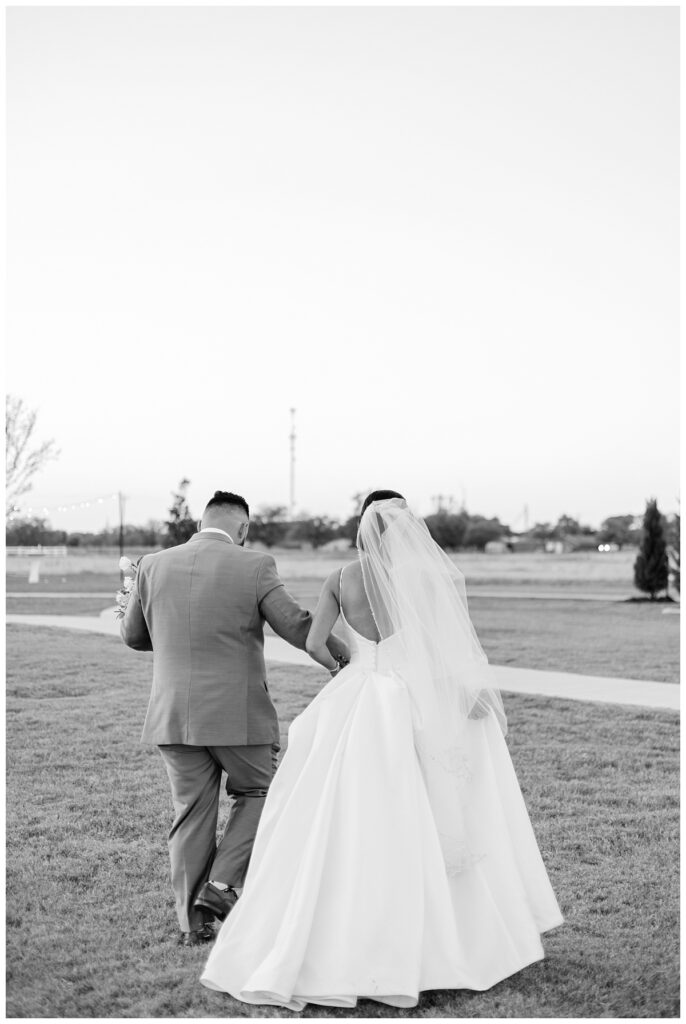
[6,395,59,516]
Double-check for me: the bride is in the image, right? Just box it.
[201,490,563,1010]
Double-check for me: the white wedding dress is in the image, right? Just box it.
[200,607,564,1011]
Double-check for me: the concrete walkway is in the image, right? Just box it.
[7,609,678,712]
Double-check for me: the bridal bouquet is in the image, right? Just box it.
[115,556,138,619]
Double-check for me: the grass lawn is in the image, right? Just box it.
[6,571,120,593]
[6,597,115,616]
[6,626,679,1018]
[467,596,680,684]
[5,547,643,589]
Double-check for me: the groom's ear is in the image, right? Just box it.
[239,521,249,544]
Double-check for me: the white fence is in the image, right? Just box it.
[7,546,69,558]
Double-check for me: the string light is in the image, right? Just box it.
[7,492,118,522]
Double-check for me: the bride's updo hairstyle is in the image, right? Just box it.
[358,490,406,550]
[360,489,405,517]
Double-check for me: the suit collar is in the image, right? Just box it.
[199,526,234,543]
[189,531,235,546]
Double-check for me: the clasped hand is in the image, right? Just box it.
[468,694,490,720]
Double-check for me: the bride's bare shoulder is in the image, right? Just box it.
[341,560,367,598]
[324,561,359,581]
[322,560,361,596]
[322,564,347,590]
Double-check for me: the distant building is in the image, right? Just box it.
[545,535,601,554]
[508,536,545,554]
[484,540,510,554]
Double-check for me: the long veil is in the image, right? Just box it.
[357,497,507,874]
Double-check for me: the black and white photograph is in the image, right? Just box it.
[5,4,679,1018]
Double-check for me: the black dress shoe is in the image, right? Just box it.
[193,881,238,922]
[178,923,215,947]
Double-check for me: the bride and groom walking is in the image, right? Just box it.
[121,488,563,1011]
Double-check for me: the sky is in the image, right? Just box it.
[6,5,679,533]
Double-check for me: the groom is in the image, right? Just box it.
[120,490,349,946]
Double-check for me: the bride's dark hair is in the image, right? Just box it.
[360,489,405,517]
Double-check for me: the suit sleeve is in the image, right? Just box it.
[120,556,153,652]
[257,555,312,651]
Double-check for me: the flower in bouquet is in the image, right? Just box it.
[115,556,138,619]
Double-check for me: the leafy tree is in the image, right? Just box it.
[340,491,371,547]
[634,498,669,599]
[528,516,612,546]
[64,523,164,548]
[134,519,165,547]
[556,514,581,536]
[6,395,59,517]
[249,506,289,548]
[340,517,359,546]
[425,512,468,550]
[530,522,555,541]
[598,515,636,550]
[6,516,47,545]
[6,516,67,546]
[119,520,165,547]
[291,515,339,549]
[163,479,197,548]
[463,516,508,551]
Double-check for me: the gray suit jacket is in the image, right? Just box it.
[120,532,311,746]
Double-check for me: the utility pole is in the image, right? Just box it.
[432,494,454,514]
[289,408,296,520]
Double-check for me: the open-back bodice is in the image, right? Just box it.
[338,565,404,673]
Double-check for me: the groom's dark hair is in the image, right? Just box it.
[360,490,405,517]
[204,491,250,518]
